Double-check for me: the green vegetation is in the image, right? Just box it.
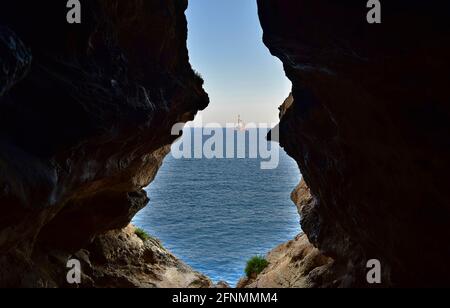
[245,256,269,278]
[192,69,205,86]
[134,227,150,242]
[193,69,203,79]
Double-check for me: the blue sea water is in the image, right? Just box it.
[133,128,301,286]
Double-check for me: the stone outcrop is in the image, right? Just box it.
[77,225,213,288]
[238,180,337,288]
[258,1,450,287]
[0,0,208,287]
[237,233,333,288]
[27,225,213,288]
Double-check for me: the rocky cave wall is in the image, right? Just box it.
[2,0,450,288]
[0,0,209,287]
[258,0,450,287]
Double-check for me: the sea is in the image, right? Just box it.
[133,128,302,286]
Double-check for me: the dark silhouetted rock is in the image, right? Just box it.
[259,0,450,287]
[0,0,208,287]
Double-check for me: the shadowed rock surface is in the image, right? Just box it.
[74,225,213,288]
[0,0,209,287]
[258,0,450,287]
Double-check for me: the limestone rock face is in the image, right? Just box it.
[15,225,213,288]
[76,225,213,288]
[0,0,208,287]
[237,234,333,288]
[258,0,450,287]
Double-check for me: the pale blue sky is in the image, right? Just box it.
[186,0,291,126]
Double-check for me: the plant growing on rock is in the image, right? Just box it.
[245,256,269,278]
[134,228,150,242]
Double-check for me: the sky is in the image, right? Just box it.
[186,0,292,126]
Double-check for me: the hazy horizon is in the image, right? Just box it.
[186,0,292,126]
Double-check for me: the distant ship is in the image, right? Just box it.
[235,115,247,132]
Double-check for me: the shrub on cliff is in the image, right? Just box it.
[245,256,269,278]
[134,228,150,242]
[193,69,203,79]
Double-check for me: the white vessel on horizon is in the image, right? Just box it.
[235,115,247,132]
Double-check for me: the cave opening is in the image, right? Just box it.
[133,0,300,286]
